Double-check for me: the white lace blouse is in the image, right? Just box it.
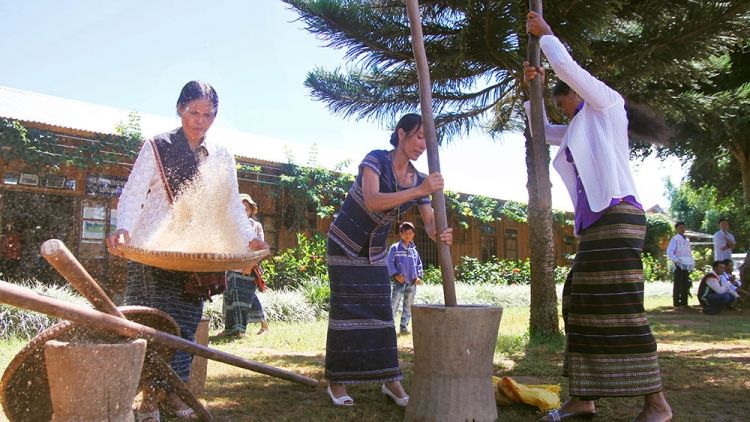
[117,131,257,245]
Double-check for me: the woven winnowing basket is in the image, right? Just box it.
[119,245,270,272]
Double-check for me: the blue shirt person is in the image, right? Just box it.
[387,222,423,334]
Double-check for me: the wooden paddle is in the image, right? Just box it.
[405,0,457,307]
[40,239,213,421]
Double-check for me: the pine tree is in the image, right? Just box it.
[283,0,750,335]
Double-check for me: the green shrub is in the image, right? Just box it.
[264,233,327,290]
[454,256,530,285]
[554,265,571,284]
[416,283,549,308]
[0,280,91,340]
[259,289,319,323]
[417,281,674,308]
[203,297,225,331]
[644,213,675,257]
[689,248,713,283]
[295,276,330,317]
[422,265,443,285]
[642,254,672,282]
[422,258,569,286]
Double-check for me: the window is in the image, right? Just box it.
[482,235,497,262]
[80,200,109,259]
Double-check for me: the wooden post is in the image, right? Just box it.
[405,0,456,307]
[404,305,503,422]
[45,339,147,422]
[527,0,551,209]
[186,317,211,397]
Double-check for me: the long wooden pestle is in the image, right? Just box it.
[0,279,319,387]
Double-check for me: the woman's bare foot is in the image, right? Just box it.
[541,397,595,422]
[631,392,672,422]
[257,320,269,335]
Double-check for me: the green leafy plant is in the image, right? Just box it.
[264,232,328,290]
[254,289,319,323]
[295,276,331,317]
[421,265,443,285]
[273,146,354,232]
[424,257,570,286]
[642,254,673,282]
[644,213,675,257]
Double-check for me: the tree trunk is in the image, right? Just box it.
[524,129,559,337]
[726,138,750,206]
[741,160,750,208]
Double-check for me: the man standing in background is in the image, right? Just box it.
[713,219,735,261]
[667,222,694,308]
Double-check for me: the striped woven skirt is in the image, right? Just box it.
[324,239,403,384]
[223,271,265,335]
[125,261,203,382]
[562,203,663,398]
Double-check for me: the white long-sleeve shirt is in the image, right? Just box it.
[705,271,740,298]
[527,35,641,216]
[713,230,735,261]
[667,234,691,263]
[117,131,256,245]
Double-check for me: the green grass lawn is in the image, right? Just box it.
[1,283,749,421]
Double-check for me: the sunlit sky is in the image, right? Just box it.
[0,0,688,212]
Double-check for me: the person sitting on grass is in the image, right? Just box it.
[697,260,740,314]
[387,221,424,335]
[720,259,741,291]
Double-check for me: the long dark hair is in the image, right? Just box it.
[552,81,672,146]
[389,114,423,147]
[176,81,219,117]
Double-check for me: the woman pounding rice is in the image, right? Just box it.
[324,113,452,407]
[524,12,672,422]
[107,81,269,422]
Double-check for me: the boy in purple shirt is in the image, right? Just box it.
[387,222,423,334]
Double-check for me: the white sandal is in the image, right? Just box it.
[135,410,160,422]
[171,407,195,420]
[327,385,354,406]
[382,383,409,407]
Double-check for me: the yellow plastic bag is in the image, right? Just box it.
[493,376,561,412]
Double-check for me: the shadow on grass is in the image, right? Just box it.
[648,305,750,342]
[485,306,750,422]
[197,352,409,422]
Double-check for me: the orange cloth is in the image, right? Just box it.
[493,376,561,412]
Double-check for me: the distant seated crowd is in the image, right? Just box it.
[667,219,750,315]
[697,259,749,315]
